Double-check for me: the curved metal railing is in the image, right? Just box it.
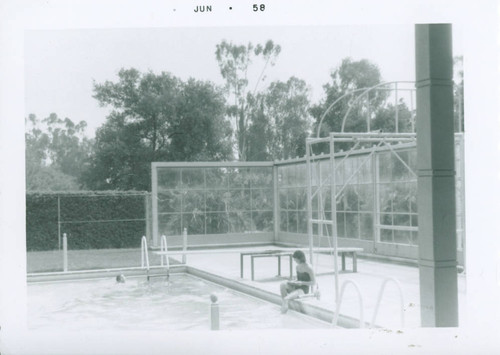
[160,234,169,268]
[332,279,365,328]
[370,277,405,328]
[340,81,416,133]
[141,236,150,271]
[316,81,418,137]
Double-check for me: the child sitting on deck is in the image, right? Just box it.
[279,250,315,314]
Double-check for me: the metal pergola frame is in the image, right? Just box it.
[305,132,417,305]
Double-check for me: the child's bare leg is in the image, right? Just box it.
[280,281,289,298]
[281,289,304,314]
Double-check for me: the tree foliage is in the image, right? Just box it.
[311,58,389,136]
[215,40,281,160]
[309,58,419,154]
[372,101,414,133]
[246,77,312,160]
[25,113,92,191]
[84,69,233,191]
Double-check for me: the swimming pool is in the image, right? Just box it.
[28,273,330,331]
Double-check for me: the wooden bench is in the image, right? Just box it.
[281,247,363,273]
[336,247,363,273]
[239,247,363,281]
[240,250,294,280]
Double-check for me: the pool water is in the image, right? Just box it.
[28,274,330,331]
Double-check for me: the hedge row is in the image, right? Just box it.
[26,191,150,251]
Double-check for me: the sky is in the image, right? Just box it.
[24,25,462,138]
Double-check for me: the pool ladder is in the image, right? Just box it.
[332,277,405,329]
[370,277,405,328]
[160,235,170,281]
[332,279,365,328]
[142,235,172,281]
[141,236,150,279]
[160,235,169,268]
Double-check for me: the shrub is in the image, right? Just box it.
[26,191,149,251]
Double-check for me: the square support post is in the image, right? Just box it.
[415,24,458,327]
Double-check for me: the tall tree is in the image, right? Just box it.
[25,113,92,191]
[85,69,233,191]
[92,69,180,163]
[246,77,312,161]
[311,58,388,136]
[168,79,233,162]
[215,40,281,160]
[372,101,414,133]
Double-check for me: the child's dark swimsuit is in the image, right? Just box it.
[296,271,311,294]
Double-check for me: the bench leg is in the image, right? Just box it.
[278,255,281,276]
[240,254,244,278]
[251,256,255,281]
[341,253,346,271]
[289,255,293,279]
[353,252,357,273]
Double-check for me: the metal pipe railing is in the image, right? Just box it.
[182,228,188,264]
[141,236,150,271]
[62,233,68,272]
[340,81,416,133]
[160,234,169,268]
[332,279,365,328]
[370,277,405,328]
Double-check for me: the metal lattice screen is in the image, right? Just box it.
[152,163,274,245]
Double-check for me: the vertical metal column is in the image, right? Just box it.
[395,82,399,132]
[367,92,371,132]
[57,196,61,250]
[318,161,323,252]
[62,233,68,272]
[151,163,159,247]
[305,140,314,265]
[329,133,340,303]
[371,152,380,252]
[273,165,280,244]
[415,24,458,327]
[145,193,152,244]
[182,227,188,264]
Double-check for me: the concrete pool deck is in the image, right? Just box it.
[151,246,467,329]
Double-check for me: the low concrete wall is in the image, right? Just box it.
[186,265,369,329]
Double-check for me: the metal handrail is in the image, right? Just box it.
[370,277,405,328]
[63,233,68,272]
[332,279,365,328]
[160,235,169,268]
[316,87,372,137]
[141,236,150,271]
